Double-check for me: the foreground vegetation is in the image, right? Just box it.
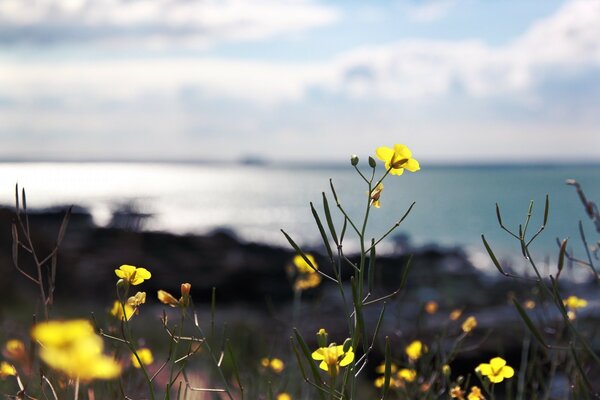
[1,145,599,399]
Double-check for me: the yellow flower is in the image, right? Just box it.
[476,357,514,384]
[449,309,463,321]
[524,300,536,309]
[290,254,321,291]
[294,272,322,291]
[132,348,154,368]
[277,393,292,400]
[3,339,26,362]
[158,283,193,308]
[375,144,420,176]
[375,362,398,374]
[293,254,317,274]
[461,316,477,333]
[467,386,485,400]
[311,343,354,376]
[32,320,121,381]
[127,291,146,307]
[369,183,384,208]
[563,295,588,309]
[0,362,16,378]
[397,368,416,382]
[424,300,438,314]
[405,340,427,361]
[450,385,465,399]
[261,357,285,373]
[115,264,151,285]
[110,300,135,321]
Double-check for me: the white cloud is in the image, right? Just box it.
[403,0,456,23]
[0,0,339,48]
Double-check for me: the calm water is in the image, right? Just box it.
[0,162,598,270]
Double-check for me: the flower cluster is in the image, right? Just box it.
[373,362,416,389]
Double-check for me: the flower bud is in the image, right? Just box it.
[368,156,376,168]
[342,338,352,353]
[317,328,328,348]
[350,154,359,166]
[181,283,191,296]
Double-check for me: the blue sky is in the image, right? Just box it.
[0,0,599,163]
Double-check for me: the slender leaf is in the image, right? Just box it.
[481,235,506,276]
[310,202,333,261]
[322,193,339,245]
[512,299,547,348]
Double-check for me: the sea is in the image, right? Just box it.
[0,162,598,274]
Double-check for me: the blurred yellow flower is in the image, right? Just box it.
[450,385,465,399]
[375,362,398,374]
[290,254,321,291]
[293,254,317,274]
[115,264,151,285]
[312,343,354,376]
[277,393,292,400]
[449,309,463,321]
[132,348,154,369]
[158,289,179,307]
[524,300,536,309]
[369,183,384,208]
[476,357,514,384]
[294,272,321,291]
[563,295,588,309]
[398,368,416,382]
[32,320,121,381]
[111,300,135,321]
[375,144,420,176]
[0,362,16,378]
[127,291,146,307]
[467,386,485,400]
[261,357,285,373]
[3,339,26,362]
[424,300,438,314]
[405,340,427,361]
[461,316,477,333]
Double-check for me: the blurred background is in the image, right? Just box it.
[1,0,599,256]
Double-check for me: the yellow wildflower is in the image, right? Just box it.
[563,295,588,309]
[524,300,536,309]
[261,357,285,373]
[110,300,136,321]
[290,254,321,291]
[3,339,26,362]
[277,393,292,400]
[461,316,477,333]
[449,309,463,321]
[375,144,420,176]
[158,283,193,308]
[32,320,121,381]
[450,385,465,399]
[131,348,154,368]
[312,343,354,377]
[115,264,151,285]
[369,183,384,208]
[424,300,438,314]
[294,272,321,291]
[127,291,146,307]
[375,362,398,374]
[293,254,317,274]
[405,340,427,361]
[467,386,485,400]
[0,362,16,378]
[476,357,514,384]
[158,289,179,307]
[398,368,416,382]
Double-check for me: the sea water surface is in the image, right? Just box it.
[0,162,598,271]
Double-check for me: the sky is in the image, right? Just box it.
[0,0,599,163]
